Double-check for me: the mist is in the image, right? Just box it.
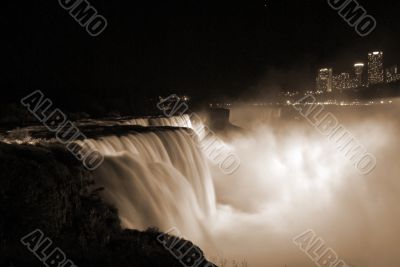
[204,99,400,267]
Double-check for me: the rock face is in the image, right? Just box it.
[0,142,216,267]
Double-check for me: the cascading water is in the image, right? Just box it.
[84,115,215,243]
[78,105,400,267]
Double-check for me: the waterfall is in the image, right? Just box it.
[84,117,215,240]
[78,115,193,128]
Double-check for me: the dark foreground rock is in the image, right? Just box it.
[0,142,216,267]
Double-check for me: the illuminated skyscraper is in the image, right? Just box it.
[386,65,400,83]
[338,73,351,90]
[368,51,384,84]
[333,73,356,91]
[354,63,365,87]
[316,68,333,92]
[332,75,341,91]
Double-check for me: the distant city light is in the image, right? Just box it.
[316,68,333,93]
[316,51,399,92]
[368,51,384,84]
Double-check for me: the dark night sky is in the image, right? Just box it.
[2,0,400,106]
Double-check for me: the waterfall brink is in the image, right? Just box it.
[80,115,193,128]
[117,115,193,127]
[85,120,216,240]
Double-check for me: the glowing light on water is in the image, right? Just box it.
[82,105,400,267]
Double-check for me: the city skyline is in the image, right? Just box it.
[316,50,400,93]
[3,1,400,106]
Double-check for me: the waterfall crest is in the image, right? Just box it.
[79,115,193,128]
